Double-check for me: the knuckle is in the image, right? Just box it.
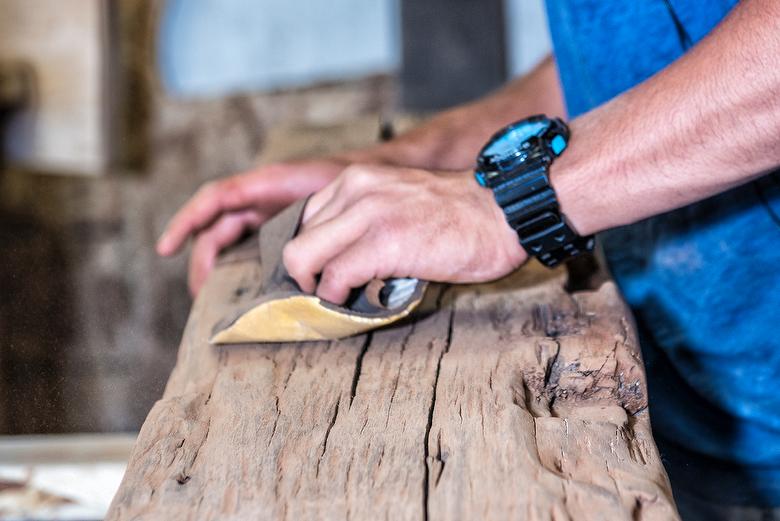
[201,176,243,206]
[343,164,378,188]
[282,242,304,277]
[220,176,244,200]
[340,164,362,182]
[321,262,345,286]
[340,170,361,193]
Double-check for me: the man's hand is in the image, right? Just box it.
[156,158,349,295]
[154,57,563,297]
[283,165,527,304]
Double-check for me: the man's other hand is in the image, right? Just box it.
[283,165,527,305]
[156,158,350,296]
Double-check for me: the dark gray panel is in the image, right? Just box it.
[400,0,507,111]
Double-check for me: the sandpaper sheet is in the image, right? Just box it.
[210,199,428,343]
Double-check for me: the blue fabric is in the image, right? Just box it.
[545,0,780,507]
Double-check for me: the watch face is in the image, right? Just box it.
[482,119,549,161]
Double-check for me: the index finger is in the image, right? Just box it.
[157,177,263,256]
[283,202,371,293]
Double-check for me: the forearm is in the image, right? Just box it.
[553,0,780,236]
[352,56,565,170]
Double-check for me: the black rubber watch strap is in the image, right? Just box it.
[475,115,594,267]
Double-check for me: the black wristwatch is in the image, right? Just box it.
[475,115,594,268]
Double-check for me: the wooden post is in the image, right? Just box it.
[400,0,507,111]
[107,121,679,520]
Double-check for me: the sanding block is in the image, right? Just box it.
[210,198,428,344]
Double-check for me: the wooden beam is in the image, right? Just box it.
[106,122,679,520]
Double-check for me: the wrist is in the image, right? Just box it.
[456,169,528,268]
[548,156,596,237]
[548,119,611,237]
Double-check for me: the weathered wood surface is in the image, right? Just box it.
[107,245,679,519]
[107,119,678,520]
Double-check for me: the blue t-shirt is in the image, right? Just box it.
[545,0,780,506]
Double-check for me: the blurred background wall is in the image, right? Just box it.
[0,0,550,434]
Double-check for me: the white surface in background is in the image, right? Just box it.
[160,0,401,98]
[505,0,553,77]
[0,434,135,521]
[0,463,126,520]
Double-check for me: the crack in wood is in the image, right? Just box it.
[175,417,211,486]
[535,419,557,476]
[422,352,444,521]
[619,417,648,466]
[542,339,563,388]
[422,302,455,521]
[386,324,416,428]
[345,459,353,496]
[349,333,372,409]
[267,396,281,449]
[434,430,446,487]
[530,300,593,338]
[316,398,341,478]
[282,354,298,392]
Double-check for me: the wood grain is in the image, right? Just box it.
[107,240,679,520]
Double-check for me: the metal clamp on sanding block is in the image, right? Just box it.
[210,198,428,344]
